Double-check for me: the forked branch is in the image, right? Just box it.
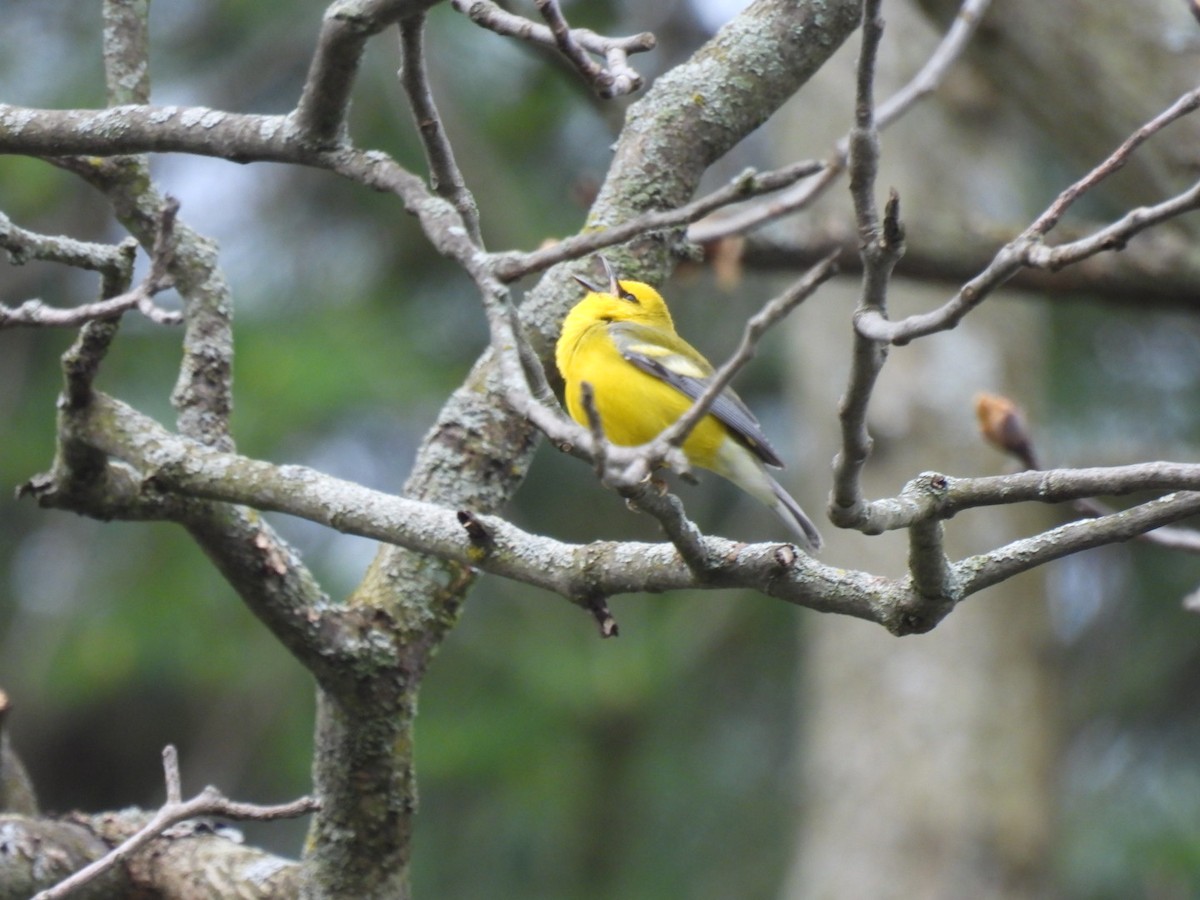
[33,745,317,900]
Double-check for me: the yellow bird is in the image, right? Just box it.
[555,260,823,551]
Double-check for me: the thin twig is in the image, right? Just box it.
[1029,88,1200,236]
[874,0,992,129]
[507,298,558,409]
[573,369,711,569]
[974,393,1200,554]
[579,381,609,481]
[162,745,182,805]
[689,0,993,244]
[0,211,135,275]
[33,744,318,900]
[830,0,902,527]
[1027,180,1200,268]
[1,198,181,330]
[840,462,1200,537]
[737,215,1200,309]
[493,161,823,282]
[535,0,614,94]
[398,13,482,244]
[575,377,711,569]
[655,252,839,454]
[857,84,1200,344]
[451,0,654,98]
[623,483,713,574]
[1073,496,1200,553]
[0,284,179,329]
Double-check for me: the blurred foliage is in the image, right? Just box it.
[1,1,1199,898]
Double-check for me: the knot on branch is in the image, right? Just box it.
[887,592,956,636]
[898,471,953,520]
[457,509,496,561]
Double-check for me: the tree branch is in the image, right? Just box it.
[737,216,1200,310]
[41,390,1200,638]
[33,745,316,900]
[102,0,151,106]
[492,161,824,282]
[450,0,655,98]
[957,490,1200,597]
[688,0,993,244]
[294,0,437,144]
[397,12,482,243]
[0,210,135,277]
[856,84,1200,343]
[1,196,182,330]
[908,515,956,616]
[656,254,839,457]
[830,0,904,528]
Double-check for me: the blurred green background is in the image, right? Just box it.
[2,2,1199,898]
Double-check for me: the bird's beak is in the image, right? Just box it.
[572,274,604,293]
[600,256,620,295]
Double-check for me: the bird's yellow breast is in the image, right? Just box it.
[556,317,728,468]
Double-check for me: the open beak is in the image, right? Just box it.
[600,255,619,295]
[572,273,604,293]
[573,255,620,294]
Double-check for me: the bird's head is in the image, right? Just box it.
[571,257,674,330]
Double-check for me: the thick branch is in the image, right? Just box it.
[294,0,438,144]
[49,391,893,619]
[101,0,151,106]
[0,809,303,900]
[43,391,1200,639]
[0,277,178,329]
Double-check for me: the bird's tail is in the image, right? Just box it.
[767,475,824,552]
[711,442,824,551]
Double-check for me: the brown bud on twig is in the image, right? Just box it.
[974,392,1038,470]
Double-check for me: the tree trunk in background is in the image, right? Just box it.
[783,284,1059,899]
[913,0,1200,219]
[769,4,1076,895]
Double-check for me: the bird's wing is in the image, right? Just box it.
[610,321,784,467]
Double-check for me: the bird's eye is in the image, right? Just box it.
[618,288,639,304]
